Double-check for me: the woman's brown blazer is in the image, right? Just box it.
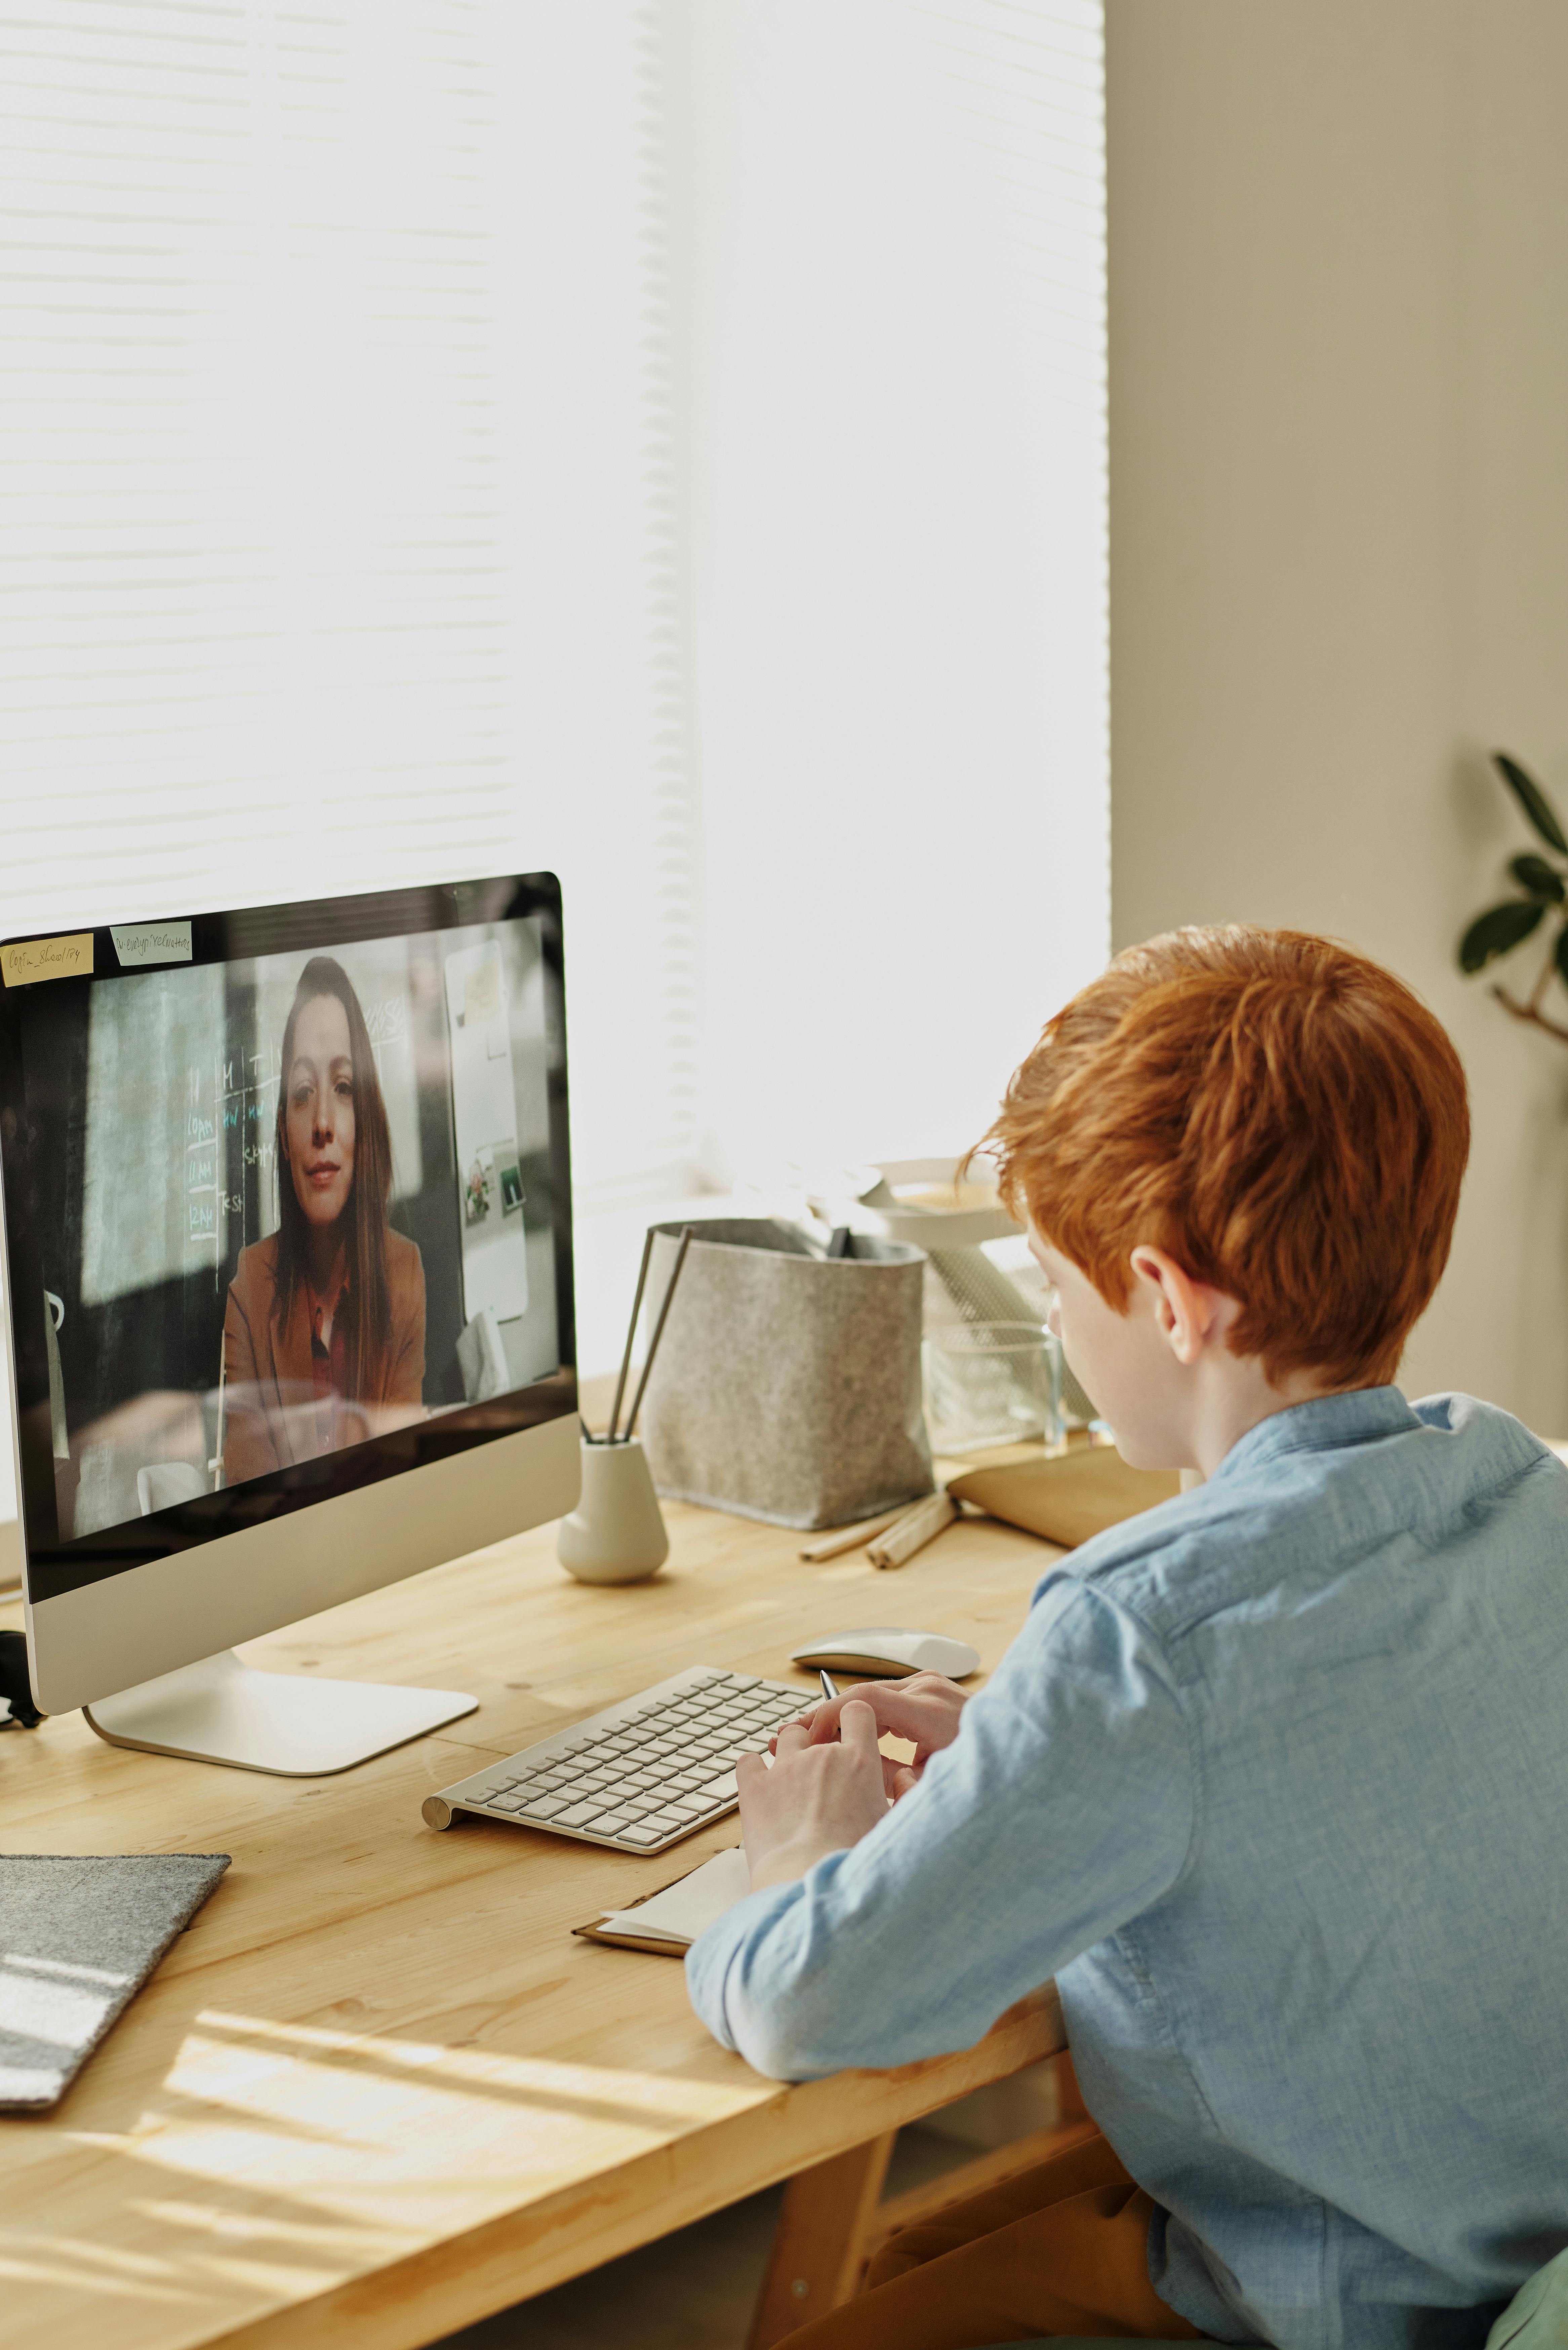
[221,1228,426,1485]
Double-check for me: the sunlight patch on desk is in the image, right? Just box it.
[0,2234,198,2304]
[133,2222,380,2305]
[96,2006,771,2257]
[180,2007,764,2119]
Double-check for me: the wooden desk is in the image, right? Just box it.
[0,1485,1066,2350]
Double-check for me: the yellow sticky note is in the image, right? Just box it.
[1,932,94,988]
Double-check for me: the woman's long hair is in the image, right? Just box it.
[272,955,394,1395]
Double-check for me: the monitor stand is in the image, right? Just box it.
[83,1648,478,1776]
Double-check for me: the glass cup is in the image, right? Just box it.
[922,1320,1064,1455]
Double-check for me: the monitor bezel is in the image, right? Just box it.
[0,874,576,1607]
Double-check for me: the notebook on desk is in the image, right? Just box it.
[574,1845,751,1955]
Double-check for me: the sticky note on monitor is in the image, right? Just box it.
[110,922,192,970]
[0,933,94,988]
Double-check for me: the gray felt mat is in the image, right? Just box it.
[0,1853,230,2111]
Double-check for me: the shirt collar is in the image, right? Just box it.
[1205,1385,1420,1486]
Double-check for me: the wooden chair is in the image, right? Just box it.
[749,2069,1568,2350]
[747,2050,1092,2348]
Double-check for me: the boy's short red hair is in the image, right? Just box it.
[986,927,1470,1390]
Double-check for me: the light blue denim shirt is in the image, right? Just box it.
[686,1390,1568,2350]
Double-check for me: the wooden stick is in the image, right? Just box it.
[867,1488,957,1569]
[797,1509,906,1563]
[607,1227,656,1443]
[622,1225,694,1440]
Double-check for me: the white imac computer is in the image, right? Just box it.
[0,876,579,1774]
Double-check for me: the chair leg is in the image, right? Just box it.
[746,2130,898,2350]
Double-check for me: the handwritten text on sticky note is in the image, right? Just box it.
[0,933,94,988]
[110,922,192,969]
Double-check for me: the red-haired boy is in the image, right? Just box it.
[687,927,1568,2350]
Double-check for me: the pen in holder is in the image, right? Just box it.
[556,1226,693,1587]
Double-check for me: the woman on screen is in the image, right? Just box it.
[223,956,426,1485]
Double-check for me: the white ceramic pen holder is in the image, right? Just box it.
[556,1436,670,1586]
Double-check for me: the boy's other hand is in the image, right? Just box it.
[773,1672,969,1800]
[740,1701,890,1891]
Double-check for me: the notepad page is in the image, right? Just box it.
[597,1846,752,1944]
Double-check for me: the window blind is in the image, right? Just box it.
[0,0,1108,1459]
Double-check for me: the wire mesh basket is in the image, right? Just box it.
[922,1235,1098,1427]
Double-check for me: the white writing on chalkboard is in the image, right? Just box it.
[186,1046,278,1273]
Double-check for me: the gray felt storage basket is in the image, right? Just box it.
[638,1220,934,1531]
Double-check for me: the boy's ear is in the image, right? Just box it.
[1128,1246,1241,1367]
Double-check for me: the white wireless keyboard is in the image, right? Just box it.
[420,1667,806,1853]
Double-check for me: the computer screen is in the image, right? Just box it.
[1,877,575,1611]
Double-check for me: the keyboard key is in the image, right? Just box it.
[639,1808,691,1832]
[699,1771,739,1800]
[587,1810,636,1835]
[488,1794,527,1812]
[557,1801,605,1828]
[524,1793,574,1819]
[620,1825,664,1847]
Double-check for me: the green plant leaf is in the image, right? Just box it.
[1555,924,1568,990]
[1494,751,1568,855]
[1509,852,1567,902]
[1458,899,1546,973]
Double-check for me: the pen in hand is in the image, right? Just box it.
[791,1668,840,1749]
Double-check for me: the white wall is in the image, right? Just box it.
[1107,0,1568,1429]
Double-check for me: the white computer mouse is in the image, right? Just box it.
[789,1627,981,1680]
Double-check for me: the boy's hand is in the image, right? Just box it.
[739,1701,890,1891]
[773,1672,969,1799]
